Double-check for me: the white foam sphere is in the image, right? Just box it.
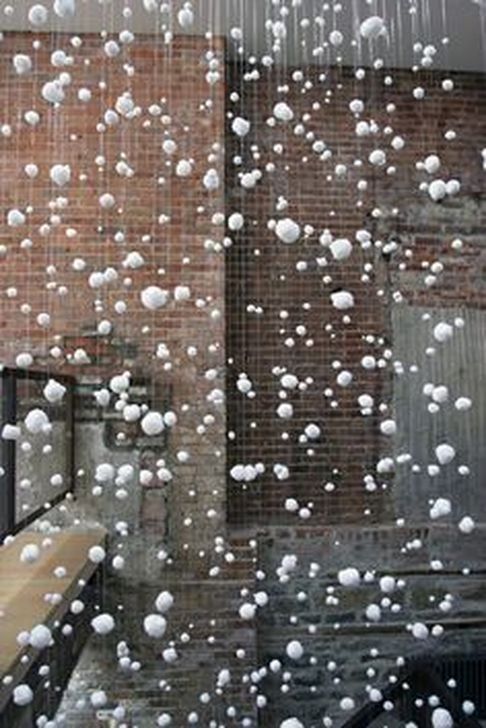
[330,238,353,260]
[29,624,52,650]
[91,613,115,635]
[143,614,167,639]
[239,603,256,620]
[286,640,304,660]
[458,516,475,534]
[141,286,169,310]
[155,591,174,614]
[25,409,50,434]
[232,117,251,137]
[338,567,360,587]
[53,0,76,17]
[432,708,453,728]
[141,411,165,436]
[13,684,34,706]
[360,16,386,40]
[273,102,294,122]
[276,218,301,244]
[28,4,48,26]
[20,543,41,564]
[435,443,456,465]
[331,290,355,310]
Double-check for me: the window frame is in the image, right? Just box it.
[0,367,76,538]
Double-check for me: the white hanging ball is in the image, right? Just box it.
[53,0,76,18]
[97,320,112,336]
[141,286,169,310]
[304,423,320,440]
[28,4,48,26]
[143,614,167,639]
[25,409,50,434]
[90,690,108,708]
[50,164,71,187]
[91,614,115,635]
[157,715,173,727]
[360,16,386,40]
[29,624,52,650]
[365,604,382,622]
[428,179,447,202]
[239,603,256,620]
[411,622,429,640]
[20,543,41,564]
[273,102,294,122]
[155,591,174,614]
[16,352,33,368]
[228,212,244,231]
[25,163,39,178]
[275,218,301,244]
[176,159,192,177]
[95,463,115,482]
[331,290,355,310]
[141,411,165,436]
[13,54,32,75]
[329,30,344,47]
[338,567,360,587]
[424,155,441,174]
[430,498,452,520]
[431,708,453,728]
[285,498,299,512]
[337,370,353,387]
[379,575,396,593]
[42,80,65,105]
[455,397,472,411]
[458,516,475,534]
[330,238,353,260]
[178,5,194,29]
[203,168,220,191]
[380,419,397,436]
[88,546,106,564]
[232,117,251,137]
[43,379,66,404]
[435,443,456,465]
[433,322,453,342]
[340,698,356,712]
[7,209,26,227]
[280,719,304,728]
[286,640,304,660]
[277,403,293,419]
[13,684,34,706]
[369,149,387,167]
[99,192,115,209]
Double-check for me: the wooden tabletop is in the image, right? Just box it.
[0,529,107,682]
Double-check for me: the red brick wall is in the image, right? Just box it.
[0,32,227,550]
[225,64,486,528]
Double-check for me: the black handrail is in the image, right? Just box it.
[343,658,483,728]
[0,367,76,538]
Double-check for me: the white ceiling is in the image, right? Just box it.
[0,0,485,72]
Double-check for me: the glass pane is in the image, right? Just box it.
[15,376,71,526]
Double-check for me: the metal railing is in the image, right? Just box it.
[343,655,486,728]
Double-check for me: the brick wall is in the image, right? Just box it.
[226,63,486,529]
[0,31,228,554]
[1,26,486,727]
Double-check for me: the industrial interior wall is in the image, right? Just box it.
[1,30,486,726]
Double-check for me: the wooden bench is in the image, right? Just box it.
[0,528,107,724]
